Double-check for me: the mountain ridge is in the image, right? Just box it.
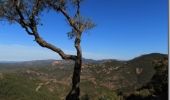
[0,53,168,63]
[0,52,168,100]
[0,52,167,64]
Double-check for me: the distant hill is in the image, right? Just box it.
[0,53,168,100]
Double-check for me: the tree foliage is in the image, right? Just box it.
[0,0,95,38]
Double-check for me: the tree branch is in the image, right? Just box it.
[74,0,80,18]
[15,1,76,60]
[31,0,41,16]
[59,8,80,32]
[32,31,77,60]
[50,4,81,33]
[15,3,33,35]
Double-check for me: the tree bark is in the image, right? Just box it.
[66,37,82,100]
[66,58,82,100]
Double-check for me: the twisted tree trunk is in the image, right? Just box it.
[66,37,82,100]
[66,58,82,100]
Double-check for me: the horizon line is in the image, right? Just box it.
[0,52,167,62]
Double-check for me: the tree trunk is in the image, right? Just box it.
[66,57,82,100]
[66,34,82,100]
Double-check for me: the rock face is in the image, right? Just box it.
[136,67,143,75]
[36,83,44,92]
[52,61,60,66]
[26,70,48,76]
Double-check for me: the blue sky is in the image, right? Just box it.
[0,0,168,61]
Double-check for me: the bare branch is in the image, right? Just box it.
[14,1,76,60]
[59,7,81,33]
[31,0,41,17]
[74,0,80,17]
[47,1,81,33]
[33,31,77,60]
[15,2,33,35]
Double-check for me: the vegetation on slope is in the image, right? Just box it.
[0,53,168,100]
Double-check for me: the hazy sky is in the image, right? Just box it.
[0,0,168,61]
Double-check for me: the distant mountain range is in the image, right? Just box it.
[0,53,168,99]
[0,53,167,67]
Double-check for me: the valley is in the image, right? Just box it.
[0,53,168,100]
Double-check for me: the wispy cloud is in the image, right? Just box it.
[0,44,135,61]
[0,44,60,61]
[0,44,112,61]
